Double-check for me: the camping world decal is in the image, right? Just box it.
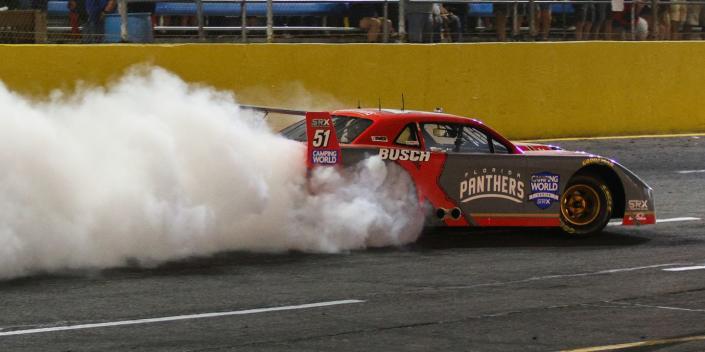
[528,172,560,209]
[459,168,525,203]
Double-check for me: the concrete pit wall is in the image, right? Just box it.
[1,42,704,139]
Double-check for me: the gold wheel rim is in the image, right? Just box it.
[560,184,601,226]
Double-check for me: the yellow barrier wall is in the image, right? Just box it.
[2,43,705,139]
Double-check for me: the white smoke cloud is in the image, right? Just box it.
[0,67,424,280]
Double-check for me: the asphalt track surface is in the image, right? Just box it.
[2,136,705,352]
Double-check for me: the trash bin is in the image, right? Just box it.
[104,12,153,43]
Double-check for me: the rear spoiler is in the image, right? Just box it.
[240,104,308,116]
[240,105,341,168]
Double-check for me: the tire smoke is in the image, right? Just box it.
[0,67,424,280]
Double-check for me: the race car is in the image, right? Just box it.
[251,106,655,235]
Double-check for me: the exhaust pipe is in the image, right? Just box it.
[435,208,447,219]
[449,207,462,220]
[435,207,462,220]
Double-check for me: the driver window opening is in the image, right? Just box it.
[421,123,493,153]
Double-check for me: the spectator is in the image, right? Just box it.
[575,0,595,39]
[68,0,115,43]
[670,0,687,39]
[685,0,704,39]
[590,2,610,39]
[351,3,395,42]
[436,3,461,42]
[535,3,551,40]
[405,0,434,42]
[641,2,670,39]
[445,3,467,39]
[493,3,510,41]
[68,0,85,36]
[609,0,647,39]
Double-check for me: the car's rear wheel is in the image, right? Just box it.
[559,175,612,236]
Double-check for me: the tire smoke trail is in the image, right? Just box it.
[0,67,424,280]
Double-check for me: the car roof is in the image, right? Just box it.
[328,108,520,154]
[331,108,485,126]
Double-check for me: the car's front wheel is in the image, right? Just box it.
[559,175,612,236]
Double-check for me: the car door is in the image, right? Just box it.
[421,121,530,226]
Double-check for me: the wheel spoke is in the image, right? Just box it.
[560,184,601,226]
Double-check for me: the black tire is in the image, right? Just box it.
[559,175,613,236]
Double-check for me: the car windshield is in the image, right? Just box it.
[280,116,372,144]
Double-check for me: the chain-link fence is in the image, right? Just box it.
[0,9,47,42]
[3,0,705,43]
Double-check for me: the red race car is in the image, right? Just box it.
[251,106,655,236]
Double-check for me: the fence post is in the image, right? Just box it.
[398,0,406,42]
[241,0,248,42]
[266,0,273,42]
[529,0,536,37]
[382,0,389,42]
[512,1,519,36]
[630,0,636,39]
[118,0,128,42]
[196,0,205,41]
[652,0,659,38]
[33,9,48,43]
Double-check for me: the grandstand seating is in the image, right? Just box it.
[468,3,492,16]
[47,0,69,16]
[153,1,348,17]
[467,2,575,16]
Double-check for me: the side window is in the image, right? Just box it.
[421,123,459,151]
[492,138,510,154]
[421,123,491,153]
[461,127,492,153]
[333,116,373,143]
[395,124,421,147]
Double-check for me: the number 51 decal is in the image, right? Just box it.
[312,129,331,148]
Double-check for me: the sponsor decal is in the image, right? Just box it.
[628,199,649,211]
[378,148,430,162]
[528,172,560,209]
[459,168,525,203]
[311,119,330,128]
[520,145,551,151]
[371,136,388,142]
[628,213,648,222]
[311,149,338,165]
[582,157,614,167]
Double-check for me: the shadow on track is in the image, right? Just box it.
[410,227,652,250]
[0,229,654,286]
[0,251,328,288]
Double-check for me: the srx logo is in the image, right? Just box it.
[311,119,330,128]
[628,200,649,211]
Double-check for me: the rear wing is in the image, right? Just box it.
[240,105,307,116]
[239,105,342,169]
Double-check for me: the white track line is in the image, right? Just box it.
[446,263,684,290]
[677,170,705,174]
[0,299,364,337]
[663,265,705,272]
[608,301,705,312]
[658,217,701,223]
[607,217,700,227]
